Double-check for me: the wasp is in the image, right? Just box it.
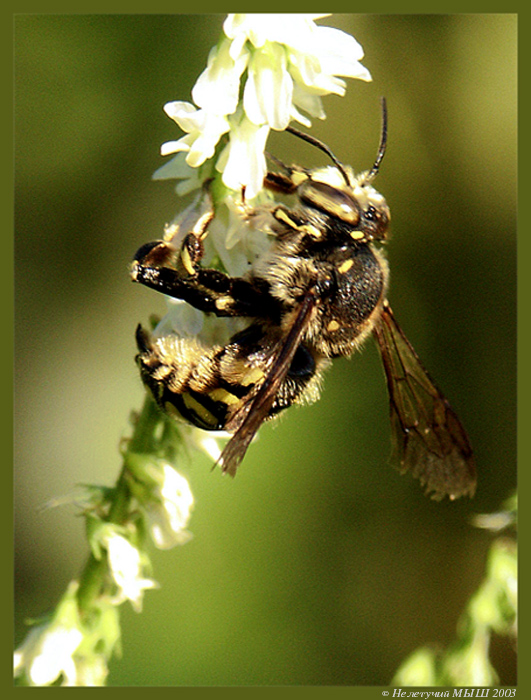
[131,100,476,500]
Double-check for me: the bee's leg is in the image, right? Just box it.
[132,260,278,319]
[179,232,205,275]
[173,192,215,275]
[263,169,299,194]
[133,179,215,275]
[132,232,206,281]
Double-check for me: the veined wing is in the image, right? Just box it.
[219,288,319,477]
[373,301,476,500]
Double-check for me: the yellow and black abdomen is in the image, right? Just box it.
[135,321,323,433]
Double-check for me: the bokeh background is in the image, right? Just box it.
[14,14,517,686]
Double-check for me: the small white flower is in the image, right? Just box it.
[287,23,372,92]
[226,14,371,129]
[153,151,209,196]
[445,629,498,686]
[143,463,195,550]
[124,455,197,550]
[154,298,205,339]
[223,13,329,54]
[216,113,270,198]
[14,623,83,686]
[14,582,120,686]
[105,533,158,612]
[290,85,325,126]
[161,101,230,167]
[243,41,293,130]
[191,39,249,115]
[206,193,272,274]
[14,581,87,686]
[179,427,229,466]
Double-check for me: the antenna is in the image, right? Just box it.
[285,125,351,187]
[365,97,388,183]
[285,97,388,186]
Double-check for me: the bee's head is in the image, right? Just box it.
[296,167,390,243]
[286,98,390,243]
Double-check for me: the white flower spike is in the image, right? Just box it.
[159,13,371,199]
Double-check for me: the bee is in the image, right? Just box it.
[131,101,476,500]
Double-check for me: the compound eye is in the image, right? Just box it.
[366,203,390,240]
[364,205,377,221]
[299,180,360,226]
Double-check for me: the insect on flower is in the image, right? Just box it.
[131,100,477,500]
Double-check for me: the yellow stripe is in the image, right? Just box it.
[182,393,219,428]
[208,388,241,406]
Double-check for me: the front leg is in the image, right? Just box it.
[132,255,278,320]
[134,179,215,276]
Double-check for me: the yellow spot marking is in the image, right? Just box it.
[275,209,299,229]
[241,367,265,386]
[275,209,321,238]
[182,393,219,428]
[215,296,233,311]
[327,320,340,332]
[338,259,354,274]
[350,230,365,240]
[299,224,322,239]
[208,388,241,406]
[192,211,214,239]
[180,247,195,276]
[291,171,308,187]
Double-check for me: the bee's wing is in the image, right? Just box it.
[373,301,477,500]
[218,288,318,477]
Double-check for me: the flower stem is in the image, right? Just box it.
[75,553,107,615]
[76,395,163,614]
[128,394,162,453]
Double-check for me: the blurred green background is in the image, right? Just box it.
[14,14,516,686]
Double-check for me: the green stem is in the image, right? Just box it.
[76,394,163,614]
[128,394,163,454]
[76,553,107,615]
